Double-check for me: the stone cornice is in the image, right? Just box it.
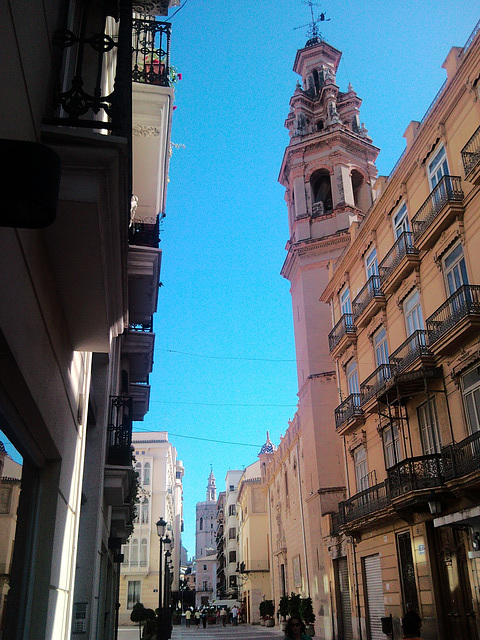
[281,232,350,281]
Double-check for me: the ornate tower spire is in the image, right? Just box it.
[206,467,216,502]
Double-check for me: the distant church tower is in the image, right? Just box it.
[278,29,379,636]
[195,468,217,559]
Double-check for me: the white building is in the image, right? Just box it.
[119,432,184,625]
[224,470,243,598]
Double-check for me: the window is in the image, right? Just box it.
[131,539,139,566]
[417,398,441,454]
[462,366,480,433]
[127,581,141,609]
[228,504,236,516]
[310,169,333,213]
[203,565,207,571]
[199,517,203,531]
[365,246,378,279]
[229,485,235,491]
[383,423,401,468]
[373,326,389,366]
[403,289,424,336]
[393,203,410,238]
[143,462,150,486]
[444,243,468,296]
[141,498,149,524]
[229,527,236,539]
[122,543,129,565]
[229,551,236,564]
[340,286,352,316]
[140,538,148,566]
[203,580,208,591]
[354,447,368,492]
[346,359,359,396]
[229,575,237,587]
[428,145,449,188]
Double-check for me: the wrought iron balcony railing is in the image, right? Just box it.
[107,396,133,466]
[426,285,480,345]
[387,454,444,498]
[378,232,419,282]
[328,313,356,352]
[132,18,171,87]
[128,317,154,333]
[411,175,464,240]
[352,275,384,320]
[360,364,393,405]
[461,125,480,176]
[389,330,431,373]
[339,480,390,523]
[335,393,363,430]
[443,430,480,480]
[129,218,160,248]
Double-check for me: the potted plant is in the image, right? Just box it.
[264,600,275,626]
[278,595,289,631]
[288,592,302,619]
[300,597,316,637]
[130,602,148,640]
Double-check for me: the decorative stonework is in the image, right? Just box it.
[132,124,162,137]
[366,311,387,342]
[448,341,480,383]
[395,269,421,308]
[339,344,357,370]
[433,220,465,268]
[347,429,367,454]
[132,0,176,16]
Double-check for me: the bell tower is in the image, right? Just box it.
[278,32,379,638]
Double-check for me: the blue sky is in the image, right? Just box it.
[2,3,477,560]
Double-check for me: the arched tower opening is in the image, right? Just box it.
[351,169,371,213]
[310,169,333,216]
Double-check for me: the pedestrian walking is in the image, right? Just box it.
[402,603,422,639]
[185,608,192,628]
[220,607,227,627]
[194,609,201,627]
[201,608,207,628]
[231,605,239,626]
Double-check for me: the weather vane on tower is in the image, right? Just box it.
[294,0,330,42]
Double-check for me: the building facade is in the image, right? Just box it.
[216,491,227,598]
[118,432,184,625]
[320,22,480,640]
[223,470,243,599]
[0,2,177,638]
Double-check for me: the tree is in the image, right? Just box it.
[130,602,148,640]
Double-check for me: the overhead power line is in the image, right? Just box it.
[133,426,261,448]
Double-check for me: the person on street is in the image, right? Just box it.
[201,608,207,628]
[231,605,239,626]
[284,616,311,640]
[194,609,201,627]
[220,607,227,626]
[402,603,422,638]
[185,608,191,628]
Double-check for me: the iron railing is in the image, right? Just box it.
[50,0,132,135]
[132,18,171,86]
[335,393,362,430]
[388,454,444,498]
[378,232,418,282]
[107,396,133,466]
[360,364,392,405]
[352,275,384,320]
[339,480,390,523]
[129,218,160,248]
[443,430,480,480]
[128,316,154,333]
[461,125,480,177]
[411,175,464,240]
[389,330,431,373]
[328,313,356,352]
[426,285,480,345]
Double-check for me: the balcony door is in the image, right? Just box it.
[341,286,352,316]
[393,203,410,238]
[403,289,424,336]
[417,398,441,454]
[444,243,469,296]
[365,247,378,279]
[428,145,449,189]
[354,446,369,492]
[462,367,480,434]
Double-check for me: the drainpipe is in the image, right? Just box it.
[351,537,363,640]
[296,442,311,595]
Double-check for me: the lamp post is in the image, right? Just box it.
[156,518,169,640]
[164,547,172,638]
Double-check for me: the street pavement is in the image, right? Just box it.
[118,622,285,640]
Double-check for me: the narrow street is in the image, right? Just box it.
[118,623,286,640]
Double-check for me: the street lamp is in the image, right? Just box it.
[156,518,169,640]
[163,544,172,639]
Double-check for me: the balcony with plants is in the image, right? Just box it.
[411,175,464,251]
[378,232,420,295]
[352,276,386,328]
[426,285,480,356]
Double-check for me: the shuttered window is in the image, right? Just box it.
[363,554,385,640]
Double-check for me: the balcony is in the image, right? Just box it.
[132,19,171,87]
[426,285,480,356]
[360,364,393,410]
[387,454,444,500]
[106,396,133,467]
[352,276,386,327]
[443,430,480,482]
[378,232,420,295]
[339,480,391,525]
[461,125,480,184]
[335,393,364,435]
[129,383,151,421]
[121,320,155,383]
[389,330,434,374]
[411,175,464,250]
[328,313,356,357]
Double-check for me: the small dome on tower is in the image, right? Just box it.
[259,431,277,455]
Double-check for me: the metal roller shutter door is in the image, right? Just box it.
[364,554,385,640]
[335,557,353,640]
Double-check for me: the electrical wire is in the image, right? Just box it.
[168,0,190,21]
[149,400,297,407]
[133,425,262,448]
